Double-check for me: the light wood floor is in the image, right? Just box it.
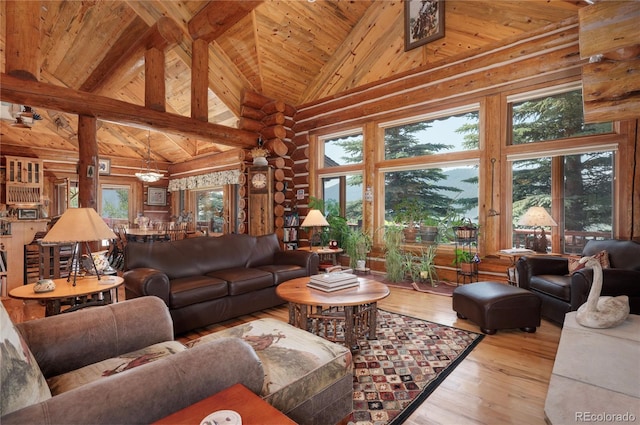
[3,286,562,425]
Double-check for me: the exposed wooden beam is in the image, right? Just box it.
[81,17,183,94]
[188,0,264,42]
[0,74,257,149]
[5,1,41,81]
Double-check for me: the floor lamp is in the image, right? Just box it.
[301,209,329,251]
[517,206,558,253]
[42,208,117,286]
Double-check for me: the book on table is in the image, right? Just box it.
[308,273,359,292]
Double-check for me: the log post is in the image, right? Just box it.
[145,47,166,112]
[77,115,99,210]
[191,38,209,122]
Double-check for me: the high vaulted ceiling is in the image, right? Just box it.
[0,0,586,166]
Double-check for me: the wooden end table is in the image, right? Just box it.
[276,276,389,351]
[153,383,296,425]
[9,275,124,316]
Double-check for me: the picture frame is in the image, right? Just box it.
[147,187,166,206]
[404,0,445,51]
[18,208,38,220]
[98,158,111,175]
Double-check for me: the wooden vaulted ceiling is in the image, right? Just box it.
[0,0,586,166]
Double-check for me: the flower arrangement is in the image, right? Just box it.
[250,146,270,158]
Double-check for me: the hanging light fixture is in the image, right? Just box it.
[135,130,163,183]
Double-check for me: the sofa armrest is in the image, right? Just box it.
[274,250,319,275]
[15,297,174,379]
[516,256,568,290]
[571,268,640,312]
[123,267,171,304]
[1,338,264,425]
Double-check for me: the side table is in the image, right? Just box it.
[153,383,296,425]
[9,275,123,316]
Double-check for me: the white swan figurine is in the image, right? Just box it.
[575,255,630,328]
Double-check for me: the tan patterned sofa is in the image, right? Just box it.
[1,297,352,425]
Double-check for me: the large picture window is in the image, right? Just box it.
[509,85,615,254]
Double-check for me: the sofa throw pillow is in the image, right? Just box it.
[568,250,610,275]
[0,303,52,416]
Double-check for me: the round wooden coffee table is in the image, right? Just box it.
[276,276,389,350]
[9,275,124,316]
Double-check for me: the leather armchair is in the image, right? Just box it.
[516,239,640,325]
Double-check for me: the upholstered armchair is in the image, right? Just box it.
[516,239,640,325]
[1,297,264,424]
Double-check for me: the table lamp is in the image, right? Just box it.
[517,206,557,253]
[301,209,329,250]
[42,208,117,286]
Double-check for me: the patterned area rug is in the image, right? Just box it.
[349,310,484,425]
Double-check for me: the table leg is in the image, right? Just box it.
[287,302,295,325]
[368,302,378,340]
[45,299,61,316]
[344,306,357,351]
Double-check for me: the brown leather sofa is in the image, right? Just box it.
[124,233,319,334]
[516,239,640,325]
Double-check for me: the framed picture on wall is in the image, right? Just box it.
[147,187,166,206]
[404,0,445,51]
[98,158,111,175]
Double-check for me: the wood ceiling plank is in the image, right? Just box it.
[301,1,400,103]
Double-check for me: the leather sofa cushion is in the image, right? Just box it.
[257,264,307,285]
[170,276,228,309]
[207,268,274,296]
[530,274,571,301]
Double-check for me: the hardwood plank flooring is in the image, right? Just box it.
[2,286,561,425]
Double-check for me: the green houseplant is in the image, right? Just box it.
[344,228,373,269]
[452,248,479,274]
[382,224,404,282]
[393,200,427,244]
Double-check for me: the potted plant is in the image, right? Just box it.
[452,248,480,274]
[401,251,421,283]
[393,200,426,244]
[416,245,439,286]
[344,228,372,270]
[419,216,439,244]
[382,224,404,282]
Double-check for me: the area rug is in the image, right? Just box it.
[348,310,484,425]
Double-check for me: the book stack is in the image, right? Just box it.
[308,273,359,292]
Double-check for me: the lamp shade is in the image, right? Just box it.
[301,209,329,227]
[42,208,117,243]
[517,206,557,227]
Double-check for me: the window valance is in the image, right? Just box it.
[168,170,240,192]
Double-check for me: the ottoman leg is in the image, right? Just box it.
[480,327,496,335]
[521,326,537,333]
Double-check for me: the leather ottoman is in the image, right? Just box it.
[452,281,541,334]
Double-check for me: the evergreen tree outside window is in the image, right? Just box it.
[195,188,224,233]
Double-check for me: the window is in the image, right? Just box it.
[382,164,478,243]
[384,109,480,160]
[510,88,612,145]
[380,106,481,243]
[322,132,363,167]
[195,188,224,233]
[101,185,130,228]
[508,85,615,254]
[322,174,363,228]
